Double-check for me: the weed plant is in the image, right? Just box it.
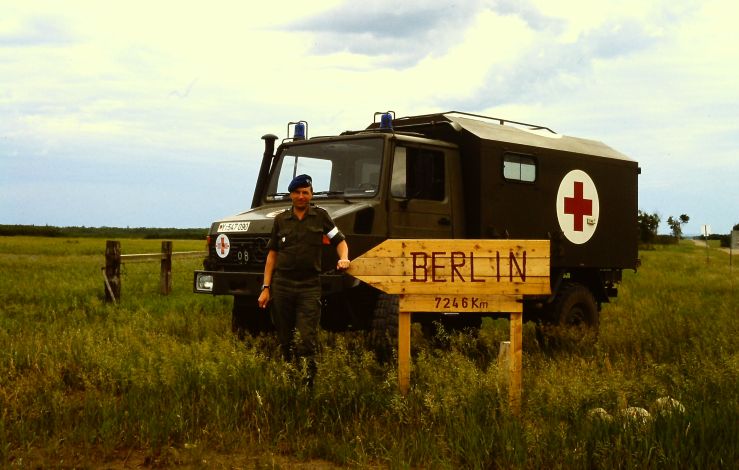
[0,238,737,468]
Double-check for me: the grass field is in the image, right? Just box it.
[1,237,737,468]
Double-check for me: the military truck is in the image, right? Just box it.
[194,111,639,340]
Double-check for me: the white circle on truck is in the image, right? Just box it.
[215,233,231,258]
[556,169,599,245]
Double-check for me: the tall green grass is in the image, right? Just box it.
[1,238,737,468]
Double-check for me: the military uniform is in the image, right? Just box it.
[267,205,345,367]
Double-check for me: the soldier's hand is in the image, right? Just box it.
[258,289,270,308]
[337,259,350,270]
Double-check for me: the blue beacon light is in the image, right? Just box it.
[380,112,393,130]
[293,122,306,140]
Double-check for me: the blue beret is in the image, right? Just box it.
[288,174,312,192]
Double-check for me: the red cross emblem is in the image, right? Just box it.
[215,234,230,258]
[563,181,593,232]
[556,169,599,245]
[218,237,229,255]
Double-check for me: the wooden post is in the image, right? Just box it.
[497,341,511,368]
[160,241,173,295]
[398,311,412,395]
[104,240,121,303]
[509,311,523,416]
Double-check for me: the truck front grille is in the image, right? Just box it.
[209,236,270,267]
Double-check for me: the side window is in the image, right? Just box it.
[503,153,536,182]
[391,146,445,201]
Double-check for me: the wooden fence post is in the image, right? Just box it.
[104,240,121,303]
[160,241,172,295]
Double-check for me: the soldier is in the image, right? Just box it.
[258,174,350,385]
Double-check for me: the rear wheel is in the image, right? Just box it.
[232,295,274,338]
[537,282,599,348]
[551,282,599,329]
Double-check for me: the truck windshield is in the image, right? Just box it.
[265,138,383,201]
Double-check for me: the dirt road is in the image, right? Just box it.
[691,239,736,255]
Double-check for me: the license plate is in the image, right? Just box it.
[217,221,250,232]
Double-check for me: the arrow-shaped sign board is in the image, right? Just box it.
[347,239,550,410]
[346,239,550,300]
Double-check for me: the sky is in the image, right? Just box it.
[1,0,737,235]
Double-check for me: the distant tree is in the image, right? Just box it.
[667,214,690,239]
[734,222,739,231]
[638,210,660,245]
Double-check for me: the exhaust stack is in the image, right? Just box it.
[252,134,278,208]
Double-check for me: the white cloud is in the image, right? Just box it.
[284,0,492,68]
[0,0,737,232]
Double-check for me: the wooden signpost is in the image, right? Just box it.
[347,239,550,414]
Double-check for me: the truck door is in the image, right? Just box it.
[389,144,460,238]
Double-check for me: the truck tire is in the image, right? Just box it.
[232,295,274,338]
[369,292,399,363]
[549,282,599,329]
[321,284,379,332]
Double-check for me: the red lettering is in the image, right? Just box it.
[450,251,465,282]
[431,251,446,282]
[411,250,486,283]
[411,252,427,282]
[470,252,484,283]
[509,251,526,281]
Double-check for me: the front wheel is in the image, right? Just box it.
[369,292,399,363]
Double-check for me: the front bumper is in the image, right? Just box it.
[193,270,357,297]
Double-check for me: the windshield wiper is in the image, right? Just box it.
[313,190,353,204]
[312,190,345,196]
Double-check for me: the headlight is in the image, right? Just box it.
[195,273,214,292]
